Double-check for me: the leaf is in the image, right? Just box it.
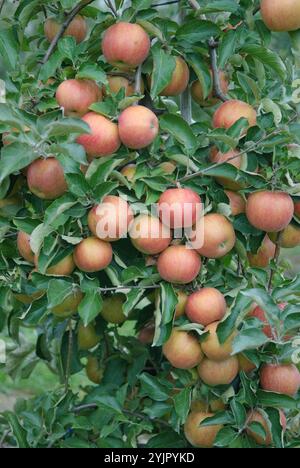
[0,28,18,70]
[241,44,286,81]
[187,54,211,100]
[5,412,29,448]
[214,427,238,447]
[131,0,152,11]
[43,118,91,137]
[150,45,176,99]
[160,114,198,154]
[219,30,239,69]
[176,20,221,44]
[0,143,38,183]
[47,279,73,308]
[232,327,269,354]
[78,290,103,326]
[139,373,169,401]
[198,0,240,13]
[76,64,107,84]
[57,36,77,62]
[173,388,191,423]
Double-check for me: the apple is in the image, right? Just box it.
[77,322,100,350]
[102,22,150,70]
[246,191,294,232]
[129,214,171,255]
[247,235,276,268]
[118,105,159,149]
[52,290,83,318]
[121,164,136,182]
[269,223,300,248]
[225,190,246,216]
[157,245,202,284]
[191,70,228,107]
[159,161,176,174]
[86,356,104,384]
[190,213,236,258]
[238,354,256,373]
[185,288,227,326]
[27,157,67,200]
[17,231,34,264]
[76,112,121,159]
[261,0,300,32]
[55,79,102,117]
[101,294,126,324]
[201,321,236,361]
[184,411,223,448]
[162,329,203,369]
[158,187,202,229]
[213,99,257,132]
[104,75,144,97]
[210,148,244,190]
[198,356,239,386]
[88,195,134,242]
[260,363,300,396]
[35,253,75,276]
[44,15,87,43]
[74,237,113,273]
[158,56,190,96]
[250,303,286,339]
[138,323,155,344]
[294,201,300,219]
[174,290,188,318]
[246,409,286,446]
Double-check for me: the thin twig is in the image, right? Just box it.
[98,284,160,293]
[0,0,5,14]
[179,114,298,183]
[104,0,118,17]
[65,319,73,393]
[152,0,180,6]
[268,231,283,292]
[208,38,228,102]
[42,0,94,64]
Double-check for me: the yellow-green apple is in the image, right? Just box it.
[77,322,100,350]
[184,411,223,448]
[163,329,203,369]
[201,321,236,361]
[198,356,239,386]
[269,223,300,248]
[86,356,104,384]
[51,290,83,318]
[101,294,126,324]
[191,70,228,107]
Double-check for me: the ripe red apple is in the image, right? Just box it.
[184,411,223,448]
[27,157,67,200]
[191,70,228,107]
[210,148,244,190]
[246,191,294,232]
[269,223,300,248]
[225,190,246,216]
[201,321,236,361]
[56,79,102,117]
[138,323,155,344]
[118,105,159,149]
[17,231,34,264]
[51,290,83,318]
[86,356,104,384]
[102,22,150,70]
[261,0,300,32]
[158,56,190,96]
[129,214,171,255]
[238,354,256,373]
[249,303,286,340]
[158,188,202,229]
[121,164,136,182]
[101,294,126,324]
[260,363,300,396]
[294,201,300,219]
[88,195,134,242]
[76,112,121,159]
[74,237,113,272]
[197,356,239,386]
[185,288,227,326]
[104,75,144,97]
[162,329,203,369]
[77,322,100,350]
[246,409,286,446]
[213,99,257,132]
[157,245,202,284]
[44,15,87,43]
[35,253,75,276]
[174,290,188,318]
[190,213,236,258]
[247,235,276,268]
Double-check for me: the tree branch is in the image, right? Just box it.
[98,284,160,294]
[208,38,228,102]
[42,0,94,64]
[65,319,73,393]
[152,0,180,6]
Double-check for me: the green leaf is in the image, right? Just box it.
[187,54,211,100]
[5,412,29,448]
[198,0,240,13]
[47,279,73,308]
[174,388,191,423]
[176,20,221,44]
[58,36,77,62]
[131,0,152,11]
[0,143,37,183]
[150,45,176,99]
[78,290,103,326]
[241,44,286,81]
[44,118,91,137]
[76,64,107,84]
[232,327,269,354]
[214,427,238,447]
[139,373,169,401]
[219,30,239,69]
[0,28,18,70]
[160,114,197,154]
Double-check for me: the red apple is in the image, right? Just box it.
[104,75,144,97]
[225,190,246,216]
[260,363,300,396]
[198,356,239,386]
[294,201,300,219]
[213,99,257,132]
[27,157,67,200]
[157,245,202,284]
[246,409,286,446]
[186,288,227,326]
[102,22,150,70]
[118,105,159,149]
[56,79,102,117]
[159,56,190,96]
[17,231,34,264]
[184,411,223,448]
[129,214,171,255]
[76,112,121,159]
[246,191,294,232]
[247,235,276,268]
[249,303,286,339]
[261,0,300,32]
[44,15,87,43]
[201,321,236,361]
[163,329,203,369]
[74,237,113,272]
[158,188,202,229]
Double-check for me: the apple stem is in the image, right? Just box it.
[42,0,94,64]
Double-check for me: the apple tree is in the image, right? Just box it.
[0,0,299,449]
